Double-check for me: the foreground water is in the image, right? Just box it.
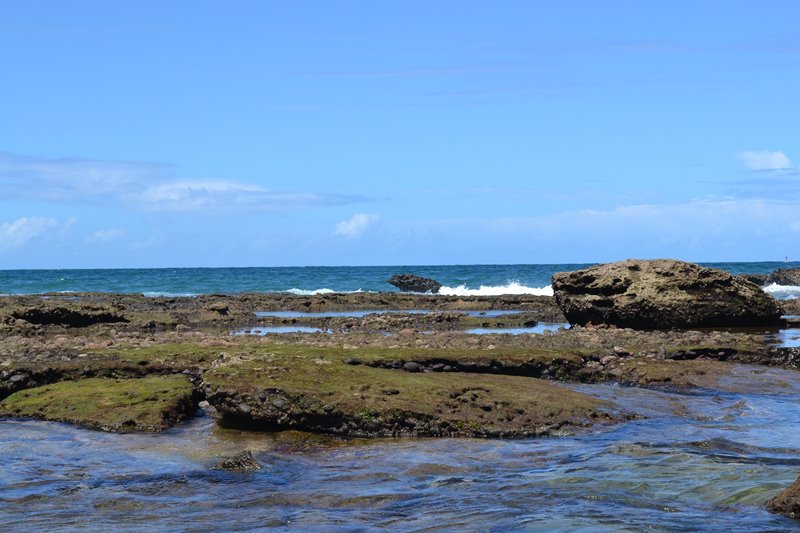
[2,262,799,298]
[2,365,799,531]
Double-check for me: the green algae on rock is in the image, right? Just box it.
[0,375,198,432]
[202,351,616,438]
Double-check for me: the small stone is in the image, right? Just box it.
[613,346,628,356]
[270,398,285,409]
[236,403,252,415]
[403,361,422,372]
[600,355,618,365]
[344,358,362,365]
[9,373,28,383]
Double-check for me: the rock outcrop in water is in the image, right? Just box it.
[767,475,800,519]
[551,259,783,329]
[215,450,262,471]
[767,268,800,287]
[387,274,442,293]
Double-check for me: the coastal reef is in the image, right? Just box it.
[2,260,800,518]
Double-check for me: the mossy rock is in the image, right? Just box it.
[0,375,198,432]
[203,351,615,438]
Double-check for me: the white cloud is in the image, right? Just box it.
[88,228,126,242]
[737,150,792,171]
[135,180,357,212]
[0,217,58,247]
[0,151,364,213]
[333,213,381,238]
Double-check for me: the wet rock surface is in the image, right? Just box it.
[552,259,783,329]
[215,450,262,471]
[767,475,800,519]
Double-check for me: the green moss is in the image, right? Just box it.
[203,350,611,437]
[0,375,196,432]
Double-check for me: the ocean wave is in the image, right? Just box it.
[762,283,800,300]
[285,288,366,295]
[438,282,554,296]
[142,291,199,298]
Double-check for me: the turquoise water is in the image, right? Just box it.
[2,366,799,531]
[1,262,797,296]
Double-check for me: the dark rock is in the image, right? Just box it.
[387,274,442,293]
[215,450,262,471]
[236,403,252,415]
[552,259,783,329]
[767,268,800,286]
[344,358,362,365]
[766,475,800,519]
[11,306,128,328]
[735,273,768,286]
[403,361,422,372]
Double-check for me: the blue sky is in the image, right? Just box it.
[2,1,799,268]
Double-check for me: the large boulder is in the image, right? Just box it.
[551,259,783,329]
[766,268,800,286]
[387,274,442,293]
[767,475,800,519]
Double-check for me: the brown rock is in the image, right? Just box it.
[766,475,800,519]
[552,259,782,329]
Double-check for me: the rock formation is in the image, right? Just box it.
[387,274,442,293]
[551,259,783,329]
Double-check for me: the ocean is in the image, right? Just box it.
[1,261,799,299]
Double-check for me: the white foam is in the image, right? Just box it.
[142,292,198,298]
[438,282,554,297]
[286,288,336,295]
[762,283,800,300]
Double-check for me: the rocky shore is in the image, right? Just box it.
[2,259,800,518]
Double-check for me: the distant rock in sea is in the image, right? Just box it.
[387,274,442,293]
[551,258,783,329]
[766,268,800,286]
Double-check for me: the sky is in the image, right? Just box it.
[1,1,800,268]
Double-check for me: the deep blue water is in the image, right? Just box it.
[0,262,797,296]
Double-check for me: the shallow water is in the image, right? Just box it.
[254,310,527,318]
[233,326,330,335]
[3,367,800,531]
[466,322,570,335]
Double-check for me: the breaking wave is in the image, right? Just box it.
[763,283,800,300]
[438,282,554,297]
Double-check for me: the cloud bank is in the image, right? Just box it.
[0,151,362,213]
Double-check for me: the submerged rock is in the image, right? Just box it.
[766,475,800,519]
[387,274,442,293]
[215,450,262,471]
[551,259,783,329]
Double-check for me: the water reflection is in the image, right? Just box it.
[466,322,570,335]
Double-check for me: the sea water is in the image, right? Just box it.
[1,262,799,299]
